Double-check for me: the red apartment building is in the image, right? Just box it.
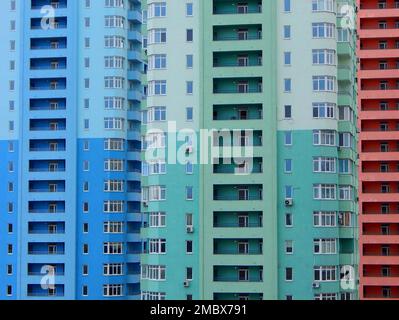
[359,0,399,300]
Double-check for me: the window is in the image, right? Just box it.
[186,81,193,94]
[186,107,193,121]
[314,266,337,282]
[312,0,335,13]
[186,3,193,16]
[313,103,335,119]
[186,55,193,68]
[312,23,335,38]
[314,238,337,254]
[285,241,293,254]
[283,25,291,39]
[285,267,293,281]
[103,284,123,297]
[148,28,167,44]
[284,105,292,119]
[148,80,167,95]
[313,157,336,173]
[284,159,292,173]
[313,184,336,200]
[149,212,166,227]
[149,239,166,254]
[148,2,167,18]
[339,133,353,148]
[103,263,124,276]
[284,0,291,12]
[313,76,335,92]
[339,185,352,200]
[186,29,193,42]
[285,213,293,227]
[103,242,123,254]
[186,240,193,254]
[186,186,193,200]
[284,52,291,65]
[141,265,166,281]
[284,131,292,145]
[313,211,337,227]
[148,54,167,70]
[284,79,292,92]
[104,16,125,29]
[313,130,335,146]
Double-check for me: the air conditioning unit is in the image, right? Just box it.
[284,198,293,207]
[312,282,320,289]
[184,280,190,288]
[187,226,194,233]
[143,201,148,207]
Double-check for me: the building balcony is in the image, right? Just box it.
[361,214,399,223]
[360,89,399,100]
[338,67,353,82]
[359,48,399,59]
[362,276,399,286]
[362,234,399,244]
[360,110,399,120]
[360,151,399,161]
[361,171,399,181]
[359,28,399,38]
[361,192,399,202]
[358,8,399,19]
[31,0,67,10]
[362,255,399,264]
[360,68,399,79]
[128,10,142,23]
[213,1,262,15]
[337,42,354,57]
[360,130,399,140]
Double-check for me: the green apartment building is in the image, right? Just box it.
[140,0,359,300]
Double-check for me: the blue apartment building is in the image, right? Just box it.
[0,0,143,299]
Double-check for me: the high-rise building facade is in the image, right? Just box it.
[358,0,399,300]
[140,0,359,300]
[0,0,143,299]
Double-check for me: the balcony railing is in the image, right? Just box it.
[213,88,262,94]
[213,34,262,41]
[214,222,263,228]
[214,249,263,255]
[213,61,262,67]
[213,8,262,15]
